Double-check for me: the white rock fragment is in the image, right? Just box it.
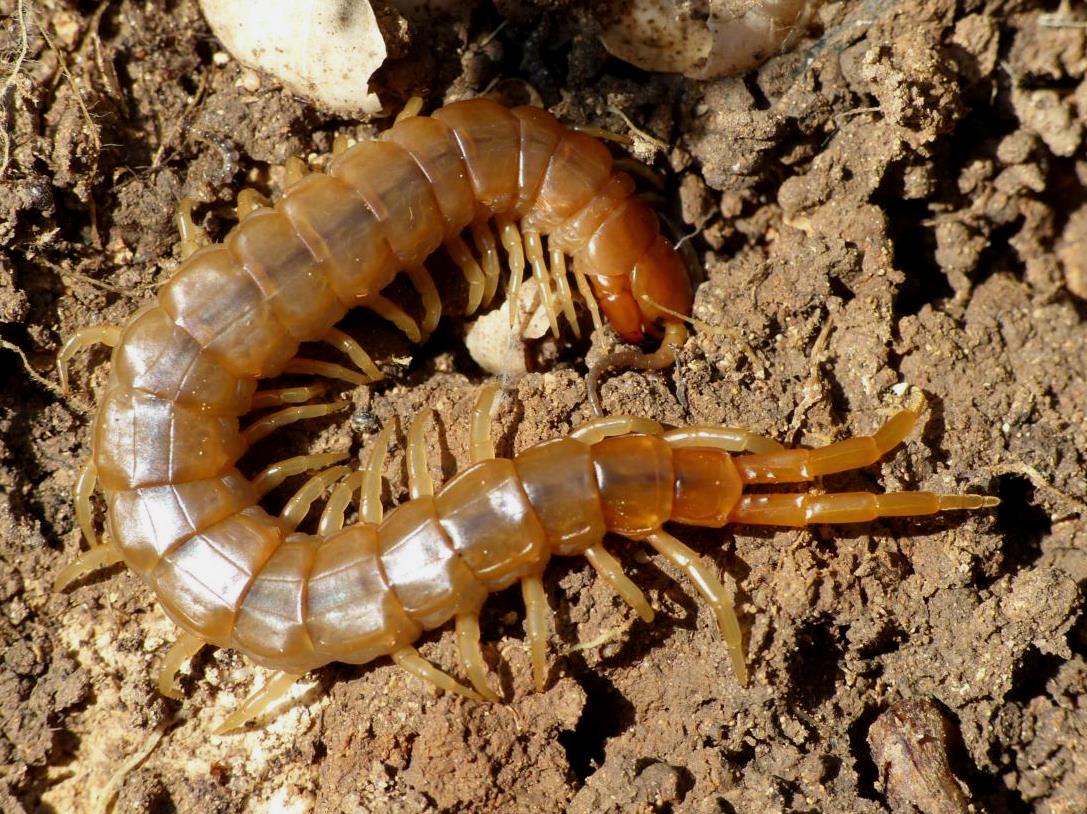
[200,0,388,114]
[465,278,552,376]
[600,0,816,79]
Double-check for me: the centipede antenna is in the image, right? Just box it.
[586,321,687,417]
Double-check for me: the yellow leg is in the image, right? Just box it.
[252,451,351,497]
[73,461,98,548]
[53,542,124,592]
[548,242,580,337]
[520,227,561,337]
[176,196,208,259]
[282,359,368,386]
[250,383,327,411]
[406,266,442,338]
[360,425,394,525]
[470,383,501,463]
[391,646,481,700]
[323,327,383,381]
[645,529,747,686]
[318,471,366,535]
[236,188,270,220]
[332,133,354,157]
[572,268,603,332]
[216,670,303,734]
[569,415,663,444]
[242,401,348,445]
[363,293,423,344]
[281,466,352,530]
[407,409,435,499]
[157,631,205,700]
[284,155,308,187]
[57,325,121,394]
[662,426,784,454]
[445,235,486,315]
[584,544,654,622]
[521,574,551,692]
[455,613,500,701]
[394,95,425,124]
[470,219,502,307]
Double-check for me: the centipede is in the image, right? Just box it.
[54,99,999,730]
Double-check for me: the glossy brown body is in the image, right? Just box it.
[94,100,696,674]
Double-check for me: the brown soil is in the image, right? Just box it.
[2,1,1086,812]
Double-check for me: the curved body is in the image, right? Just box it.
[79,100,995,698]
[93,99,693,672]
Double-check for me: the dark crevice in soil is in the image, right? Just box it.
[558,670,635,782]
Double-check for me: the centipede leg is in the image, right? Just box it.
[361,292,423,344]
[470,219,502,307]
[281,465,352,530]
[644,529,747,685]
[282,359,368,386]
[729,491,1000,527]
[407,409,435,499]
[57,324,122,394]
[572,267,603,332]
[520,227,561,337]
[391,646,482,700]
[242,401,349,445]
[547,241,580,337]
[470,383,501,463]
[569,415,664,444]
[360,425,394,525]
[175,196,208,258]
[584,544,655,622]
[73,461,99,548]
[662,426,785,454]
[250,383,328,411]
[394,95,425,124]
[735,400,929,483]
[158,631,206,700]
[455,613,500,701]
[445,235,485,315]
[236,188,270,220]
[521,573,552,692]
[53,542,124,592]
[252,451,351,497]
[283,155,308,187]
[318,471,366,535]
[216,670,304,734]
[406,266,442,338]
[322,327,383,381]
